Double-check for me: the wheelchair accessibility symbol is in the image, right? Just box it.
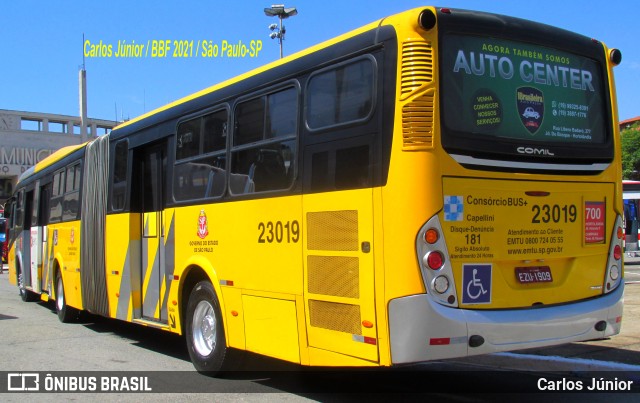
[462,264,492,304]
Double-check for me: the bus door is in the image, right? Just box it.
[302,138,378,362]
[28,181,43,294]
[135,142,169,323]
[21,188,35,291]
[39,182,52,293]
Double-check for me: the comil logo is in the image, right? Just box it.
[517,146,555,156]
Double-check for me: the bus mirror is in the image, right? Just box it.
[610,48,622,66]
[419,9,437,31]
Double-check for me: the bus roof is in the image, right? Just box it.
[15,142,88,187]
[33,142,87,174]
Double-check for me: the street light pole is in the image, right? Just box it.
[264,4,297,59]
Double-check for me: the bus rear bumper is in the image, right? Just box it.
[388,283,624,364]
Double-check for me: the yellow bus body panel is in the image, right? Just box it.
[173,196,303,295]
[8,242,17,286]
[242,295,300,364]
[172,195,302,350]
[105,212,140,320]
[49,221,83,310]
[220,286,245,350]
[302,188,379,363]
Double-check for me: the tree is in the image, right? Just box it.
[621,123,640,180]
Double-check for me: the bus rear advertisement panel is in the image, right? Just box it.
[441,178,614,308]
[442,34,607,144]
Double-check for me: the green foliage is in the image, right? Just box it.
[621,123,640,180]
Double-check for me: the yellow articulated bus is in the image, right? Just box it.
[5,6,624,373]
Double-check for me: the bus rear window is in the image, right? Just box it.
[441,34,608,148]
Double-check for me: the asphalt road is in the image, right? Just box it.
[1,263,639,401]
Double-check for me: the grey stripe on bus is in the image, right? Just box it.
[161,214,176,324]
[116,245,132,321]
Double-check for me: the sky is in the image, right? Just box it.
[1,0,638,124]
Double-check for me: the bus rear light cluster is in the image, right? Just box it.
[416,217,458,307]
[613,224,623,261]
[604,215,624,294]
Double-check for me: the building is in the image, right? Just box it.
[620,116,640,131]
[0,109,116,207]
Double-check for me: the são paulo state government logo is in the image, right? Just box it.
[197,209,209,239]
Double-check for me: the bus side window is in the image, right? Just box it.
[306,57,375,130]
[309,144,371,192]
[304,56,376,193]
[174,160,226,200]
[24,190,33,230]
[231,87,297,194]
[50,170,64,223]
[176,119,201,160]
[203,110,228,155]
[14,190,24,230]
[173,109,228,201]
[335,145,370,189]
[111,140,129,211]
[62,162,81,221]
[39,183,52,226]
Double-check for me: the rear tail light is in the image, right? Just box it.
[613,245,622,261]
[417,216,458,306]
[425,251,444,270]
[604,215,624,294]
[424,228,439,244]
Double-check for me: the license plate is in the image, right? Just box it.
[515,266,553,284]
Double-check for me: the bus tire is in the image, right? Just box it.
[55,271,77,323]
[17,266,37,302]
[185,280,228,374]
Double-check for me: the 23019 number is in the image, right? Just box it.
[258,220,300,244]
[531,204,577,224]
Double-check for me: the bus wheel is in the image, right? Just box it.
[55,271,77,323]
[17,266,37,302]
[185,280,227,374]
